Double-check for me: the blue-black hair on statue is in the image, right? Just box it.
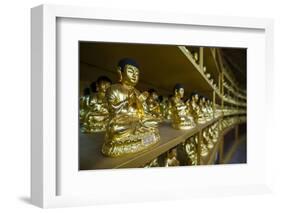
[118,58,139,72]
[190,91,199,97]
[97,75,112,84]
[173,83,184,92]
[148,88,157,94]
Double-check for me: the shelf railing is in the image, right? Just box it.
[179,46,247,108]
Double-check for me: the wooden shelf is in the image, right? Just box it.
[79,116,222,170]
[216,92,247,108]
[222,97,247,107]
[224,84,247,100]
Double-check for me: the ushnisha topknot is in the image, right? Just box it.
[118,58,140,72]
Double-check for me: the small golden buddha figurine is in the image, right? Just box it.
[82,76,112,133]
[195,134,208,157]
[189,92,206,124]
[102,58,161,157]
[203,66,207,73]
[79,87,91,124]
[203,128,214,149]
[164,148,180,167]
[145,89,162,120]
[209,124,218,144]
[206,99,214,118]
[184,137,198,165]
[185,99,196,124]
[159,96,169,119]
[166,95,173,120]
[199,96,212,121]
[170,84,195,130]
[192,51,199,63]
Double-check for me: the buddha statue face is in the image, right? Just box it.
[119,64,140,86]
[175,88,184,99]
[97,80,111,93]
[151,92,158,101]
[192,93,199,102]
[202,97,206,104]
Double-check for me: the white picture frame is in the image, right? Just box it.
[31,4,274,208]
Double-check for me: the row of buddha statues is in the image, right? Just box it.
[222,93,246,106]
[185,47,247,107]
[185,47,218,91]
[144,115,246,167]
[223,107,246,116]
[223,81,245,99]
[79,58,240,158]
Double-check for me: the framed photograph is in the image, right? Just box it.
[31,4,274,208]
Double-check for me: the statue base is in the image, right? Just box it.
[172,123,195,130]
[81,123,106,133]
[197,117,206,124]
[102,130,160,157]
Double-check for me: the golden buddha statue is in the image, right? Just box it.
[199,96,212,121]
[192,51,199,63]
[166,95,173,120]
[82,76,112,133]
[185,99,196,124]
[184,137,198,165]
[209,124,219,144]
[206,99,214,118]
[190,92,206,124]
[102,58,161,157]
[203,128,214,149]
[145,89,162,120]
[159,96,169,119]
[164,148,180,167]
[79,87,91,125]
[195,134,208,157]
[170,84,195,130]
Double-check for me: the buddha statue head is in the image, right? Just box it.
[199,95,206,105]
[191,91,199,102]
[174,83,185,99]
[148,89,159,101]
[96,76,112,94]
[117,58,140,87]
